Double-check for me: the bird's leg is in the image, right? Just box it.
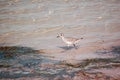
[73,44,77,49]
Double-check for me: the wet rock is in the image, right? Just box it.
[35,67,65,75]
[18,59,41,68]
[0,46,39,59]
[21,71,30,75]
[12,63,23,68]
[73,71,89,80]
[53,75,61,80]
[0,59,18,68]
[0,45,119,79]
[37,49,47,53]
[40,63,55,68]
[13,70,23,74]
[112,46,120,55]
[62,75,72,80]
[0,63,11,68]
[73,70,116,80]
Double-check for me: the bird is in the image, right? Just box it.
[57,33,83,49]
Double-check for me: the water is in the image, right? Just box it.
[0,0,120,31]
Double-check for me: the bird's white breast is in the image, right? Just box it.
[62,37,72,45]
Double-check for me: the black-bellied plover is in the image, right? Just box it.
[57,33,83,49]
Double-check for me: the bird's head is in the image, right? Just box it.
[57,33,64,38]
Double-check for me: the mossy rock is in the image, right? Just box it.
[0,46,39,59]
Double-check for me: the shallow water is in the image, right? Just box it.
[0,0,120,49]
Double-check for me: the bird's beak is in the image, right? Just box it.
[57,35,60,38]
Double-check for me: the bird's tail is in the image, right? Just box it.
[75,37,83,43]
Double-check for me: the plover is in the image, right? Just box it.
[57,33,83,49]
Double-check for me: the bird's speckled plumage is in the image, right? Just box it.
[57,33,83,48]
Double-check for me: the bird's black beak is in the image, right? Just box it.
[57,36,60,38]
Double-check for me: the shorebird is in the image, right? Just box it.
[57,33,83,49]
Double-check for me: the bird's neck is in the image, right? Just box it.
[61,36,65,40]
